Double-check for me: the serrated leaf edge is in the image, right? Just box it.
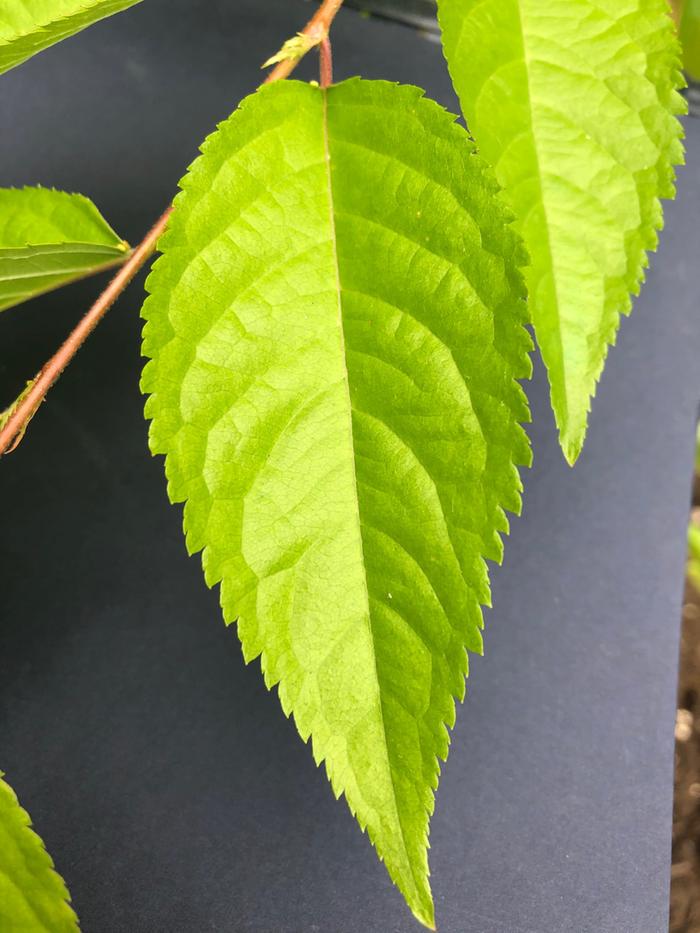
[0,772,79,931]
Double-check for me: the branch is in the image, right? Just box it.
[0,0,346,457]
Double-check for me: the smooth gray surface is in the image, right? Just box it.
[0,2,697,931]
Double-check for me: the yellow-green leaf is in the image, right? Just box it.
[142,78,532,927]
[0,187,129,312]
[439,0,685,462]
[0,0,143,74]
[0,773,79,932]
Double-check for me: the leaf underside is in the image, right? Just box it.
[0,773,79,932]
[0,187,128,312]
[0,0,142,74]
[142,78,532,927]
[439,0,685,463]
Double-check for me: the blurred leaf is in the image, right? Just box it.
[680,0,700,80]
[688,523,700,590]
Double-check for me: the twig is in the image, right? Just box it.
[0,0,347,456]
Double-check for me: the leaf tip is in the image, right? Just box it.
[561,433,583,467]
[411,897,436,931]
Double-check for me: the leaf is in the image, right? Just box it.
[438,0,686,463]
[0,772,79,932]
[0,187,129,312]
[0,0,142,74]
[680,0,700,79]
[688,521,700,590]
[0,379,37,453]
[142,78,531,928]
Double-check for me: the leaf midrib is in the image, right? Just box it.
[465,0,570,425]
[515,1,569,416]
[320,85,425,907]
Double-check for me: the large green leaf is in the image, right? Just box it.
[0,0,142,74]
[142,78,531,927]
[0,772,79,932]
[438,0,685,463]
[0,187,128,312]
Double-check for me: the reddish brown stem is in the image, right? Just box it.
[319,37,333,88]
[0,208,171,456]
[0,0,347,457]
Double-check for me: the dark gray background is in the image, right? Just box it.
[1,2,698,930]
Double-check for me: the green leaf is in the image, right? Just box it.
[0,0,142,74]
[0,772,79,932]
[438,0,685,463]
[680,0,700,79]
[0,187,129,312]
[688,521,700,590]
[142,78,531,928]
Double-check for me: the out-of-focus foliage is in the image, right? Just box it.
[688,425,700,591]
[676,0,700,80]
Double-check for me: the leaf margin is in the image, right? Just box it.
[0,771,79,932]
